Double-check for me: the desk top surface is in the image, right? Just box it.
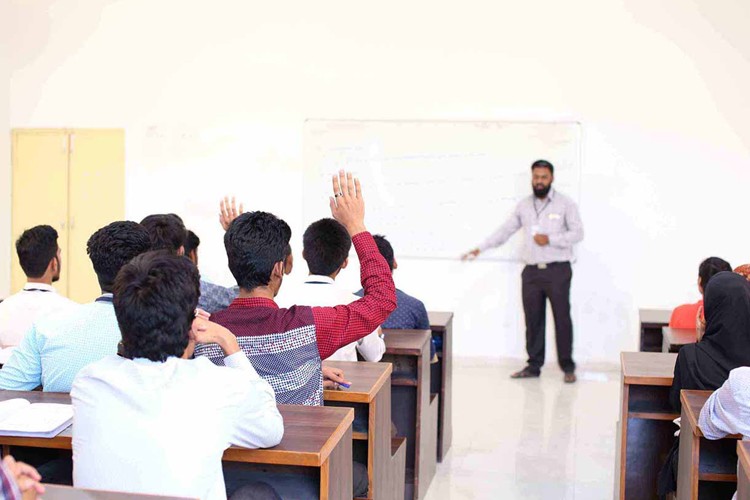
[662,327,698,346]
[0,391,353,467]
[621,351,677,386]
[680,389,740,439]
[382,329,431,355]
[323,360,392,403]
[428,311,453,329]
[639,308,672,325]
[41,485,195,500]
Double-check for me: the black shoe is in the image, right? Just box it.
[564,372,577,384]
[510,367,540,379]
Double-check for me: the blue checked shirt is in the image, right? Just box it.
[0,295,121,392]
[198,280,239,314]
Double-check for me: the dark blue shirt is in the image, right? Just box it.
[356,287,435,358]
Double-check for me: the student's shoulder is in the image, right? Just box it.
[398,289,426,309]
[727,367,750,393]
[73,355,126,383]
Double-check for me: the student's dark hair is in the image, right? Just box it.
[699,257,733,290]
[372,234,395,271]
[140,214,187,254]
[15,225,59,278]
[224,211,292,290]
[87,221,152,293]
[113,251,199,362]
[302,218,352,276]
[184,230,200,257]
[531,159,554,175]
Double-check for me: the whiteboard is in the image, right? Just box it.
[303,120,582,261]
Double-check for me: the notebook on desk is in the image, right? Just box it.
[0,398,73,438]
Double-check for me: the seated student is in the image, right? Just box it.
[699,365,750,500]
[670,256,732,340]
[356,234,436,361]
[278,218,385,362]
[0,221,151,392]
[141,212,240,314]
[0,225,76,363]
[0,455,45,500]
[195,170,396,405]
[735,264,750,281]
[658,271,750,495]
[72,251,283,500]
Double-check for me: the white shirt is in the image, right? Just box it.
[698,367,750,500]
[278,275,385,362]
[71,353,284,500]
[0,283,76,364]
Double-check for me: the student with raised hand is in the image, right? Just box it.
[0,225,76,363]
[72,251,283,500]
[278,218,385,362]
[195,170,396,407]
[356,234,437,361]
[670,256,732,340]
[0,221,152,392]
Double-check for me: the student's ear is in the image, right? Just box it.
[284,254,294,275]
[189,250,198,267]
[698,276,704,295]
[341,258,349,270]
[177,246,185,257]
[393,258,398,271]
[272,260,285,281]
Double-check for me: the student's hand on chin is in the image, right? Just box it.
[329,170,366,236]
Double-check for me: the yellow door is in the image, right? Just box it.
[67,129,125,303]
[11,130,70,296]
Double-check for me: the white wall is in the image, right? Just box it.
[0,1,11,298]
[5,0,750,364]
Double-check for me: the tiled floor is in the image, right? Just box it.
[425,358,620,500]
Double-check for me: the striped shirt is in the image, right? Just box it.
[195,232,396,406]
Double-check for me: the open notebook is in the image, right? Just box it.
[0,398,73,438]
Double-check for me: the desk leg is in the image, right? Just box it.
[321,426,353,500]
[677,414,699,500]
[371,387,392,499]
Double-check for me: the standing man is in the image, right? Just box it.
[462,160,583,383]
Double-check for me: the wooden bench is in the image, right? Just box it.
[677,389,740,499]
[738,441,750,500]
[428,311,453,463]
[662,327,698,353]
[382,329,437,500]
[615,351,678,499]
[41,485,196,499]
[323,360,406,500]
[0,391,355,500]
[639,309,672,352]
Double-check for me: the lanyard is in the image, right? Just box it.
[24,288,51,293]
[306,281,331,285]
[95,295,114,304]
[534,198,551,220]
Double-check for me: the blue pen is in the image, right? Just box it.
[339,382,351,389]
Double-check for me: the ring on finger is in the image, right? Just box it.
[334,192,344,198]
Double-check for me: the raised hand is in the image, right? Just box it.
[329,170,366,236]
[220,196,245,231]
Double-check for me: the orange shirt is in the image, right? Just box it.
[670,300,703,329]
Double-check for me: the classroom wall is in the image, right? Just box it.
[4,0,750,364]
[0,2,10,298]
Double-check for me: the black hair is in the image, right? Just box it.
[531,159,554,175]
[184,230,200,257]
[15,225,59,278]
[699,257,733,290]
[87,221,152,293]
[302,218,352,276]
[114,251,199,362]
[224,211,292,290]
[372,234,395,271]
[140,214,187,254]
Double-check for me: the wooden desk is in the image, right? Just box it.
[428,311,453,463]
[662,327,698,353]
[640,308,672,352]
[616,351,678,499]
[0,391,355,500]
[323,360,406,500]
[738,442,750,500]
[382,329,437,500]
[42,485,195,499]
[677,390,740,500]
